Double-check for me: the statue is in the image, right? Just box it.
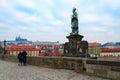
[64,8,88,57]
[70,8,79,35]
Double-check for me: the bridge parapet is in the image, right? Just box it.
[0,54,120,80]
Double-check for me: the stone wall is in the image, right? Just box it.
[0,54,120,80]
[0,54,85,72]
[85,59,120,80]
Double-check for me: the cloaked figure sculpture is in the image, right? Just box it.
[64,7,88,57]
[71,8,79,35]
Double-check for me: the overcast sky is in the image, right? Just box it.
[0,0,120,43]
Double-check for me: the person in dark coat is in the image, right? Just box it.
[17,51,22,66]
[21,50,27,66]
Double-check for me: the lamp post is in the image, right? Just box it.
[3,40,6,55]
[2,40,6,59]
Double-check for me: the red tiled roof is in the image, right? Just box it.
[101,48,120,52]
[53,46,59,49]
[88,43,100,47]
[6,45,38,51]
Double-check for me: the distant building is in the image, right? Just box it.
[101,42,120,48]
[15,35,27,41]
[104,42,115,48]
[6,45,39,57]
[0,41,4,47]
[0,41,2,46]
[100,48,120,57]
[88,42,101,56]
[33,41,60,46]
[51,45,63,56]
[38,45,47,56]
[37,44,64,56]
[3,35,33,46]
[0,46,3,54]
[114,42,120,48]
[34,41,63,56]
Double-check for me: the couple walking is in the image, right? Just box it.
[17,50,27,66]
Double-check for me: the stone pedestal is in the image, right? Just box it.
[64,34,88,57]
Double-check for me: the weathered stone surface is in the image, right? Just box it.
[86,59,120,80]
[108,71,120,80]
[0,54,120,80]
[111,66,120,72]
[0,60,109,80]
[86,59,120,66]
[64,35,88,57]
[94,69,108,78]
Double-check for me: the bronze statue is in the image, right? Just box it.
[64,8,88,57]
[70,8,79,35]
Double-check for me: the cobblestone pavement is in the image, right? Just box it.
[0,60,109,80]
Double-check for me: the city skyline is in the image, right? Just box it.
[0,0,120,43]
